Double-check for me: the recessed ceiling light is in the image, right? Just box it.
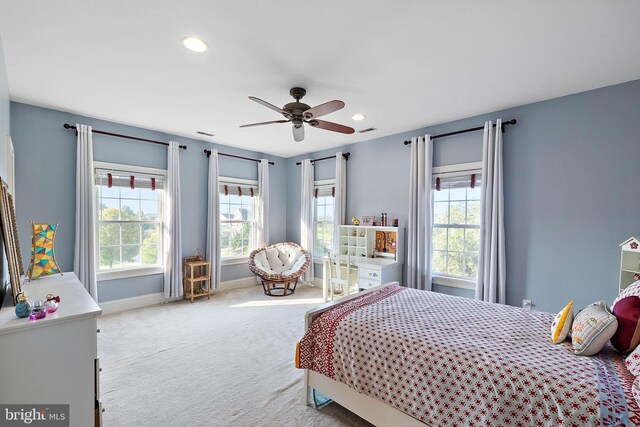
[182,36,208,53]
[352,114,365,121]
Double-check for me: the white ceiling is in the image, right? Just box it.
[1,1,640,158]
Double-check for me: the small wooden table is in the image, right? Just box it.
[183,260,211,303]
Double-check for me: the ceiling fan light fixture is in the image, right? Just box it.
[182,36,208,52]
[352,113,366,121]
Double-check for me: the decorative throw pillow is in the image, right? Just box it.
[612,296,640,353]
[551,300,574,344]
[626,345,640,376]
[27,222,62,280]
[571,301,618,356]
[613,280,640,311]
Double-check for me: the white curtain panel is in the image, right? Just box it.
[73,124,98,301]
[333,152,347,254]
[256,159,270,248]
[476,119,507,304]
[163,141,183,298]
[407,135,433,291]
[300,159,315,283]
[206,149,221,290]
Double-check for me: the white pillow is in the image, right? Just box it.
[571,301,618,356]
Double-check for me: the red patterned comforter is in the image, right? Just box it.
[297,283,640,426]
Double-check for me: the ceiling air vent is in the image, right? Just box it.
[196,131,214,137]
[358,127,377,133]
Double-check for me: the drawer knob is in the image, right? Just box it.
[370,272,378,277]
[97,328,101,333]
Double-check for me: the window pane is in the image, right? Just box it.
[122,245,141,265]
[100,186,120,199]
[315,223,334,256]
[467,186,481,201]
[121,224,141,245]
[449,201,465,224]
[229,194,241,204]
[120,187,139,200]
[139,188,156,200]
[433,202,449,224]
[433,188,448,202]
[141,244,159,265]
[432,227,447,251]
[141,200,158,220]
[465,252,479,279]
[448,252,464,276]
[433,250,446,274]
[100,223,120,246]
[99,246,120,269]
[448,228,464,252]
[449,187,466,201]
[466,201,480,225]
[465,229,480,252]
[121,199,140,220]
[99,199,119,220]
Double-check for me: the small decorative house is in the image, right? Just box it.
[620,237,640,292]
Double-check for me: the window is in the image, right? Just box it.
[432,167,482,285]
[314,180,335,258]
[219,178,257,259]
[95,163,165,276]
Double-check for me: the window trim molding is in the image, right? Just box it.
[432,274,476,290]
[431,161,482,286]
[219,176,258,260]
[432,161,482,175]
[94,161,167,177]
[94,161,166,278]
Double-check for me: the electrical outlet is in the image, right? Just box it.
[522,299,533,310]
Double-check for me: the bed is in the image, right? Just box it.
[296,283,640,426]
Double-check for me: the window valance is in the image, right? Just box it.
[432,170,482,191]
[95,168,165,190]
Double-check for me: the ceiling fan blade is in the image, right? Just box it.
[292,123,305,142]
[307,119,355,134]
[248,96,290,117]
[303,100,345,119]
[239,119,290,128]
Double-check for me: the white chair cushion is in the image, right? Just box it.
[252,244,308,276]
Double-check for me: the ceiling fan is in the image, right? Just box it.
[240,87,355,142]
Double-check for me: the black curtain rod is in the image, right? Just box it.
[403,119,517,145]
[63,124,187,149]
[203,149,275,165]
[295,152,350,166]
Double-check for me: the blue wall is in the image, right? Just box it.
[10,102,286,302]
[286,79,640,313]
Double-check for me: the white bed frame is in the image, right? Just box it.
[303,286,429,427]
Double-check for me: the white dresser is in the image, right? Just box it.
[0,273,102,427]
[355,258,404,290]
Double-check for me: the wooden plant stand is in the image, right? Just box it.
[183,257,211,303]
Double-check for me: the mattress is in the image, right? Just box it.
[297,283,640,426]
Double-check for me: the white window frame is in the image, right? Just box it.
[431,161,482,290]
[313,179,335,261]
[219,176,258,265]
[94,161,166,281]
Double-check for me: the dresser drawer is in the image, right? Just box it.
[359,280,380,290]
[359,266,381,281]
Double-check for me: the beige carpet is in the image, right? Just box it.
[98,284,372,427]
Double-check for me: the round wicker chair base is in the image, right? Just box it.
[262,279,298,297]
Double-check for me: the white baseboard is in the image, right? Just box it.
[99,276,261,314]
[99,292,168,315]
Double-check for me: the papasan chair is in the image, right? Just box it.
[248,242,312,297]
